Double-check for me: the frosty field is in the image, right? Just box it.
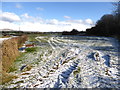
[2,35,120,88]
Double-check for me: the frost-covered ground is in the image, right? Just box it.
[2,35,120,88]
[0,38,9,44]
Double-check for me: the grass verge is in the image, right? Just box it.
[0,71,17,85]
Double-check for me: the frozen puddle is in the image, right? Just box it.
[2,36,120,88]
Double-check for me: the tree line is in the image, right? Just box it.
[86,1,120,37]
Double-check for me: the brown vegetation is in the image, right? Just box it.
[0,35,28,84]
[0,71,18,85]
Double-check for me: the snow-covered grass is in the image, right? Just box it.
[0,38,9,44]
[2,35,120,88]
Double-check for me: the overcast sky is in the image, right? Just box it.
[1,2,113,32]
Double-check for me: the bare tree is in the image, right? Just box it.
[113,1,120,17]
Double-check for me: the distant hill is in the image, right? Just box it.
[0,29,14,31]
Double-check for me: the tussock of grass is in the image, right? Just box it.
[73,67,81,76]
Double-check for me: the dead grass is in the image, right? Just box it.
[21,64,32,72]
[73,67,81,76]
[0,71,18,85]
[8,64,17,73]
